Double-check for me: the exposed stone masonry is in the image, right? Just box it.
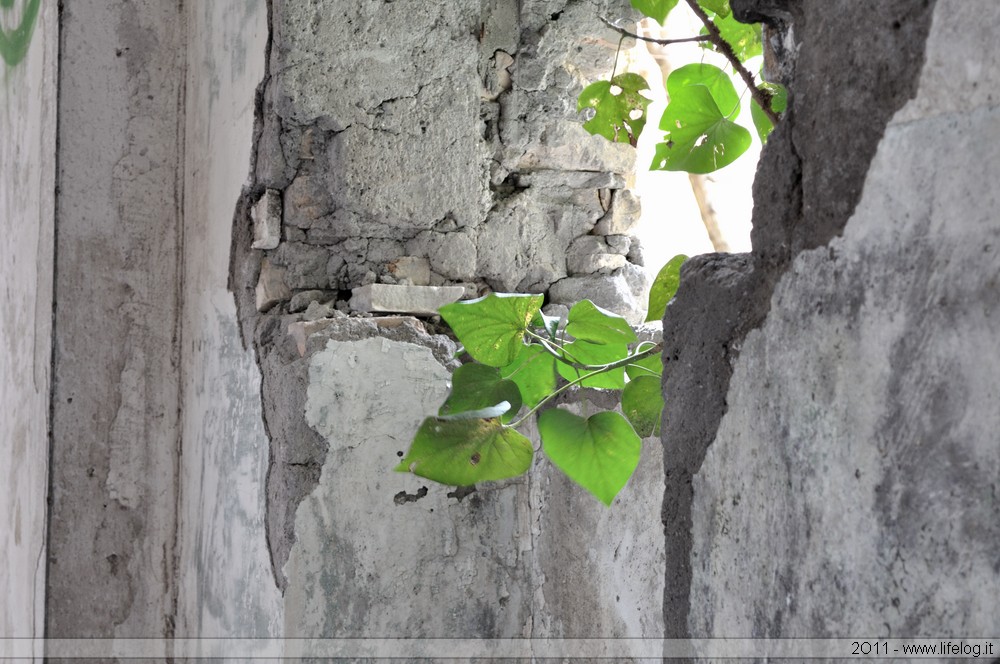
[229,0,653,589]
[248,0,648,324]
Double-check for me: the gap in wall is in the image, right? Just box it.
[625,13,758,280]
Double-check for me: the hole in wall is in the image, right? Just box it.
[623,14,760,284]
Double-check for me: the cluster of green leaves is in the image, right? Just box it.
[577,0,787,174]
[396,256,687,505]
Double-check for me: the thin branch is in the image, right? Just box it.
[600,16,711,47]
[688,173,731,252]
[681,0,780,125]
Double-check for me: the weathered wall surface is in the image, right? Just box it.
[662,0,999,644]
[229,0,666,643]
[177,0,284,641]
[0,0,56,655]
[48,0,185,640]
[43,0,665,652]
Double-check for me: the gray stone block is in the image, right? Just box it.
[348,284,464,316]
[548,265,649,326]
[251,189,282,250]
[256,260,291,312]
[594,189,642,236]
[387,256,431,286]
[289,290,329,313]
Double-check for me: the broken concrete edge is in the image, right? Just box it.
[659,0,939,640]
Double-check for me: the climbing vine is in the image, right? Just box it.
[396,257,686,505]
[580,0,786,172]
[396,0,785,504]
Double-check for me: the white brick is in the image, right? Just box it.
[348,284,464,316]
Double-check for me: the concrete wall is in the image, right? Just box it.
[36,0,1000,656]
[0,0,56,656]
[42,0,664,653]
[48,0,185,639]
[229,0,666,645]
[177,0,283,641]
[662,0,1000,645]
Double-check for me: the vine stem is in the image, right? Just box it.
[681,0,780,125]
[508,342,663,428]
[600,16,711,46]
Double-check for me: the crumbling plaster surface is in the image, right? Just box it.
[0,0,56,653]
[48,0,186,639]
[660,0,999,643]
[284,334,531,637]
[280,320,664,641]
[176,0,284,640]
[231,1,666,638]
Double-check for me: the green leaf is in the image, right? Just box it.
[439,293,543,367]
[750,81,788,143]
[646,254,687,322]
[500,345,557,411]
[667,64,740,120]
[439,363,523,424]
[538,409,641,505]
[396,417,533,486]
[630,0,679,24]
[651,84,752,174]
[697,0,730,17]
[626,351,663,380]
[711,12,762,61]
[557,339,629,389]
[577,73,653,146]
[565,300,638,346]
[622,376,664,437]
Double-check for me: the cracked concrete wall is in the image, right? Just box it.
[43,0,664,652]
[48,0,185,641]
[227,0,666,645]
[661,0,1000,646]
[176,0,284,642]
[0,0,56,655]
[268,315,664,644]
[248,0,649,322]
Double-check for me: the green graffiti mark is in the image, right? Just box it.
[0,0,41,67]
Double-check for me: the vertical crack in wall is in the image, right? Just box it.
[659,0,938,640]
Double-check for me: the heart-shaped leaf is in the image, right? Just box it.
[622,376,664,437]
[578,73,653,146]
[566,300,637,346]
[538,409,641,505]
[500,344,557,411]
[439,363,522,424]
[630,0,679,24]
[557,339,629,389]
[440,293,543,367]
[395,417,533,486]
[666,64,740,120]
[646,254,687,322]
[652,75,751,174]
